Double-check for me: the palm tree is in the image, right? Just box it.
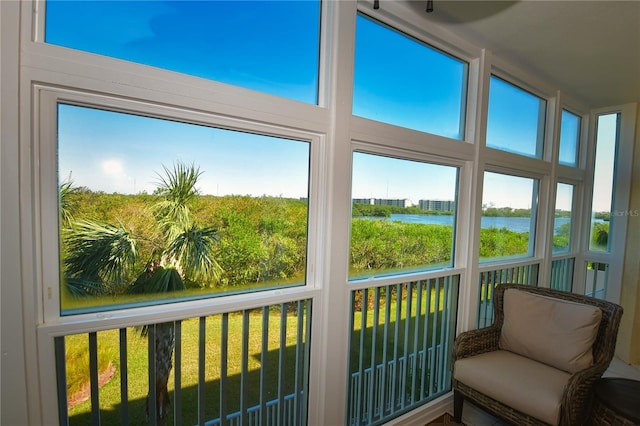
[62,161,222,424]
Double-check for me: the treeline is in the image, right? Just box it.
[483,207,576,218]
[352,203,454,218]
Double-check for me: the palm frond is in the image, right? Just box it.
[166,225,223,284]
[152,161,202,239]
[64,220,138,288]
[153,161,201,207]
[64,276,110,297]
[128,266,186,294]
[153,199,193,240]
[59,179,77,226]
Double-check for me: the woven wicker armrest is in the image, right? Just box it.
[560,362,609,425]
[452,325,501,362]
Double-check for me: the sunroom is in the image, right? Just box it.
[1,1,639,425]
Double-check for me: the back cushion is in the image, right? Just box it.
[499,288,602,373]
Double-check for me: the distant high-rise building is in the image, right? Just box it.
[352,198,375,205]
[374,198,410,208]
[419,199,456,212]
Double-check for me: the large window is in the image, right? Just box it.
[350,152,459,279]
[353,14,468,139]
[480,172,538,260]
[486,76,547,158]
[58,104,310,315]
[45,1,321,104]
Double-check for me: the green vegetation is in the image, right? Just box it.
[483,207,533,217]
[591,221,609,250]
[62,191,535,297]
[350,219,453,272]
[553,222,571,250]
[61,189,308,295]
[352,202,453,218]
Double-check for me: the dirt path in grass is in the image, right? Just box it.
[67,362,116,409]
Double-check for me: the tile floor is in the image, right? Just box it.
[456,357,640,426]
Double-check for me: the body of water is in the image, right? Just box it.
[361,214,573,234]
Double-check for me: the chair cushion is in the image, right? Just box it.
[454,350,571,425]
[499,288,602,373]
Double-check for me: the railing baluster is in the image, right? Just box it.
[294,300,305,426]
[357,288,368,423]
[410,281,422,404]
[260,306,269,426]
[147,325,158,425]
[88,332,101,425]
[55,336,69,426]
[347,291,358,425]
[278,303,287,426]
[439,277,454,391]
[240,310,250,426]
[220,313,229,426]
[420,280,430,399]
[174,320,182,426]
[401,283,412,408]
[429,280,440,395]
[301,300,311,426]
[391,283,402,413]
[381,285,390,415]
[198,317,206,426]
[119,328,129,425]
[368,287,379,420]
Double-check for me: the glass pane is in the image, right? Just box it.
[559,109,580,166]
[553,182,574,253]
[353,14,468,139]
[486,76,546,158]
[58,104,310,314]
[480,172,538,260]
[350,152,459,280]
[589,113,618,252]
[45,1,321,104]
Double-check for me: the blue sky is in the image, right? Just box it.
[58,105,310,197]
[49,1,614,211]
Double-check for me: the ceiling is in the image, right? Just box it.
[405,0,640,109]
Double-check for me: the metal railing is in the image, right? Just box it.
[550,257,574,293]
[585,261,609,300]
[477,262,539,328]
[55,299,311,426]
[347,275,459,426]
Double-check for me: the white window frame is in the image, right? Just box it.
[573,103,637,302]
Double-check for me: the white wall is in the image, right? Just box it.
[1,1,30,424]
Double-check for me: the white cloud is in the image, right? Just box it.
[102,159,125,178]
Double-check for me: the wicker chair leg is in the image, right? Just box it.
[453,389,464,423]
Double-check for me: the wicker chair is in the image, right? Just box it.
[452,284,623,426]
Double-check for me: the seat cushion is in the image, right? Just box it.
[454,350,571,426]
[499,288,602,373]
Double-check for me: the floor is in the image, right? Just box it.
[453,357,640,426]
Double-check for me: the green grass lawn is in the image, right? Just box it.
[64,289,454,426]
[66,309,308,425]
